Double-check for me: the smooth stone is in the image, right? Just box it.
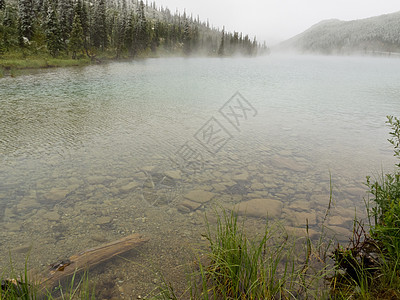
[96,216,112,225]
[184,190,215,203]
[164,170,182,180]
[43,211,60,221]
[234,198,283,219]
[120,181,139,193]
[91,233,108,242]
[179,199,202,211]
[177,205,191,214]
[44,188,69,203]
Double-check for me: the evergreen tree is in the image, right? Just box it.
[182,18,191,54]
[74,0,88,43]
[1,6,19,51]
[69,13,84,58]
[150,20,160,52]
[45,4,63,56]
[125,11,134,56]
[218,27,224,56]
[18,0,34,41]
[133,0,148,55]
[0,0,266,58]
[58,0,73,45]
[92,0,107,50]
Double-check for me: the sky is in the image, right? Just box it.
[153,0,400,46]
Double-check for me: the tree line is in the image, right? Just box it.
[0,0,270,59]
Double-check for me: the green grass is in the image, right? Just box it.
[0,257,95,300]
[0,50,91,77]
[153,208,335,300]
[328,116,400,299]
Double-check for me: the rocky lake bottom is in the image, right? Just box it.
[2,55,399,298]
[0,144,369,298]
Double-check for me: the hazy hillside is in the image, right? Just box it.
[276,11,400,55]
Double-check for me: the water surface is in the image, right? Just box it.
[1,55,399,297]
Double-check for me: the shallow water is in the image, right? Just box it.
[1,55,400,297]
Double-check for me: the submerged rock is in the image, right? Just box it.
[178,199,201,213]
[234,198,283,219]
[96,216,112,225]
[184,190,215,203]
[44,188,70,203]
[164,170,182,180]
[119,181,139,193]
[43,211,61,221]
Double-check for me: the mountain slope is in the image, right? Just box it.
[276,11,400,55]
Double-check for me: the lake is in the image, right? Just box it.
[1,55,399,297]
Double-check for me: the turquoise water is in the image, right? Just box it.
[1,55,400,296]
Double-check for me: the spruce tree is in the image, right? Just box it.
[69,13,84,58]
[182,18,191,55]
[58,0,73,45]
[45,4,63,56]
[218,27,224,56]
[133,0,148,55]
[18,0,34,41]
[92,0,107,50]
[125,11,134,56]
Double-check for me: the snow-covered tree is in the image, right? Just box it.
[45,4,63,56]
[92,0,107,50]
[18,0,34,40]
[69,13,84,58]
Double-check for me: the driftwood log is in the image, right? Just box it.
[34,233,149,292]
